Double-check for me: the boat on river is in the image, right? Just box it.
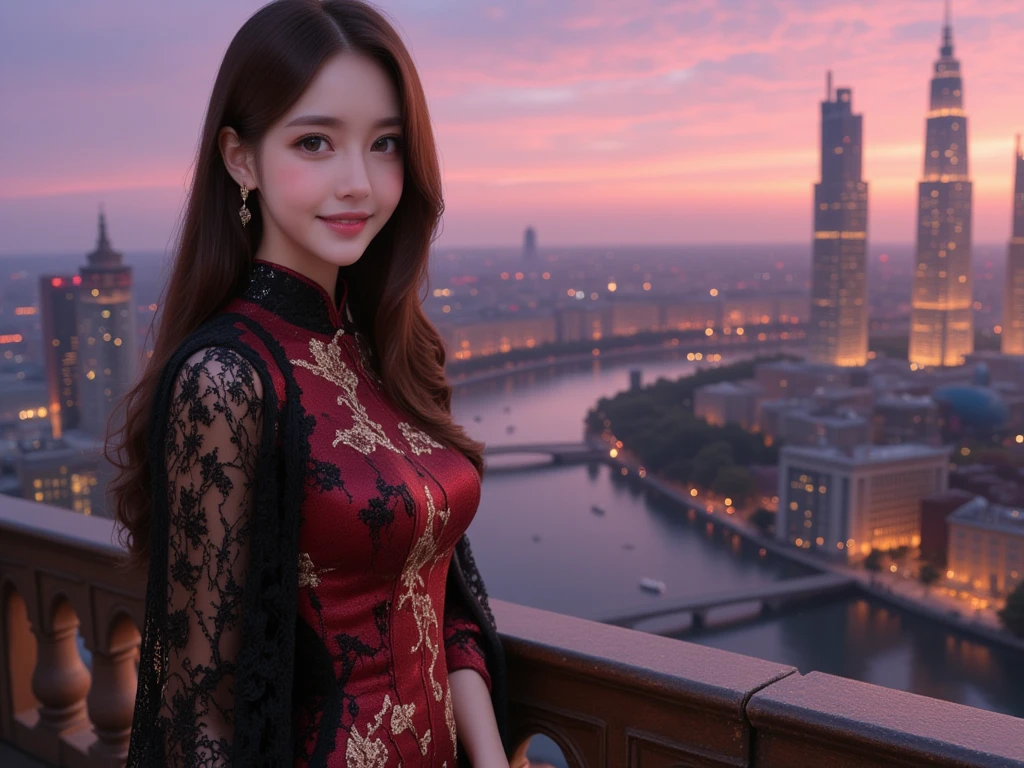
[638,577,666,594]
[591,505,606,515]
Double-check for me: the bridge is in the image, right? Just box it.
[599,572,857,632]
[483,441,609,466]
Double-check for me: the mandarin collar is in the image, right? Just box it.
[242,258,351,334]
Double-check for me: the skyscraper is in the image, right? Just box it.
[76,212,136,439]
[909,3,973,367]
[1003,135,1024,355]
[808,72,869,367]
[39,273,82,439]
[523,226,537,263]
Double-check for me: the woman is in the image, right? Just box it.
[107,1,511,765]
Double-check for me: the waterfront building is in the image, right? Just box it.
[777,443,952,559]
[808,73,869,367]
[1002,137,1024,354]
[947,496,1024,597]
[908,6,974,367]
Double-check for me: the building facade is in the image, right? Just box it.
[1003,136,1024,354]
[947,496,1024,597]
[75,214,136,438]
[809,74,869,367]
[777,444,951,560]
[38,274,81,439]
[909,9,974,367]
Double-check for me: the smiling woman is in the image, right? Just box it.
[104,1,511,766]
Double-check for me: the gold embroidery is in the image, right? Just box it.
[290,329,400,455]
[399,421,444,455]
[397,486,451,702]
[346,694,433,767]
[445,684,457,755]
[345,695,392,768]
[297,552,335,589]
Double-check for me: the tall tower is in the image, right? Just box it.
[76,211,137,439]
[523,226,537,263]
[39,273,82,439]
[909,2,973,367]
[808,72,869,367]
[1003,135,1024,354]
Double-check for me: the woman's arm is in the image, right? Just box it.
[449,668,507,767]
[159,346,263,764]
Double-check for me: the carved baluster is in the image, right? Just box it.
[87,618,140,761]
[30,601,91,741]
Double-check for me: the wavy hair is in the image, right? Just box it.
[106,0,483,565]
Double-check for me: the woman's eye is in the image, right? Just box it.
[373,136,403,154]
[297,135,329,153]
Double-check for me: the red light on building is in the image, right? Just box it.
[0,334,23,344]
[51,277,63,287]
[72,276,82,286]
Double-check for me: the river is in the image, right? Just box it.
[450,349,1024,725]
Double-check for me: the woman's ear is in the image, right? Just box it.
[218,126,259,190]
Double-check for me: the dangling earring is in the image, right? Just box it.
[239,184,252,228]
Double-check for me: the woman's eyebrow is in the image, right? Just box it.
[285,115,403,129]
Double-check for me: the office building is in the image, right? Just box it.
[1003,135,1024,354]
[809,73,869,367]
[76,213,136,439]
[908,6,974,367]
[777,443,951,559]
[38,274,81,438]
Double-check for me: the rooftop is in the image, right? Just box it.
[950,495,1024,536]
[781,442,952,466]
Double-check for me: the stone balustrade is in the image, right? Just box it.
[2,497,1023,767]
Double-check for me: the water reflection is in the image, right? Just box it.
[452,348,1024,720]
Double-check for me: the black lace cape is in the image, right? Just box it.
[126,312,510,766]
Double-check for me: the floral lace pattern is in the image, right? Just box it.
[158,345,263,765]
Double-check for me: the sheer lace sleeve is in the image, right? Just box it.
[158,345,263,765]
[443,553,492,694]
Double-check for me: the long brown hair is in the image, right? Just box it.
[106,0,484,565]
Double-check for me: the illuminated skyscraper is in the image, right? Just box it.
[1003,135,1024,354]
[76,212,136,438]
[909,3,973,367]
[39,273,82,438]
[808,73,868,367]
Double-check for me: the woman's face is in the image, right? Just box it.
[254,52,405,272]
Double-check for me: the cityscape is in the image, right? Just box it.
[2,1,1024,767]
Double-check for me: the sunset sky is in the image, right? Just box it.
[2,0,1023,254]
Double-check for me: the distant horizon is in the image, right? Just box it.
[3,1,1023,252]
[1,239,1013,262]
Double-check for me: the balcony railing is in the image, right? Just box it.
[2,497,1023,767]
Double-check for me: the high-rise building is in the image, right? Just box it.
[909,4,974,367]
[38,274,82,439]
[523,226,537,262]
[808,72,869,367]
[76,212,136,439]
[1003,135,1024,354]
